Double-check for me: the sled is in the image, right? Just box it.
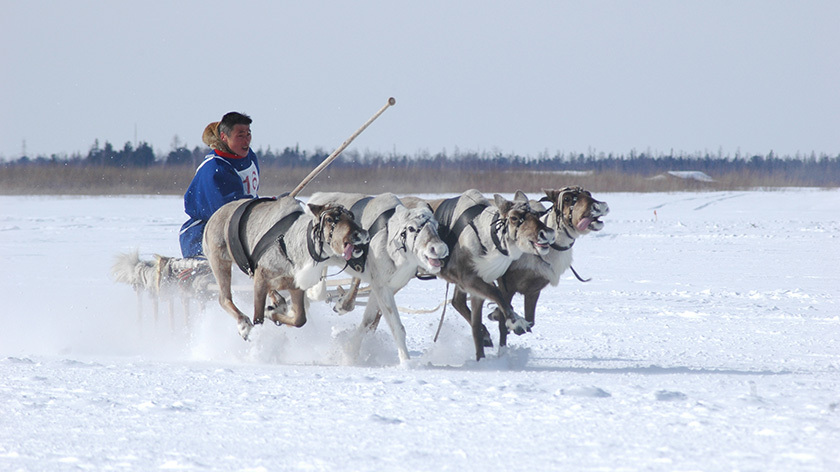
[208,276,372,310]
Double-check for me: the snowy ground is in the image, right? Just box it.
[1,189,838,471]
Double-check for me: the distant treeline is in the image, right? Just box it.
[6,138,840,187]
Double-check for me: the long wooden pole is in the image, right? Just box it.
[289,97,396,198]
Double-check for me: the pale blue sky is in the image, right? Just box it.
[2,1,838,160]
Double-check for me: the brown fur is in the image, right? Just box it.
[202,121,232,154]
[426,189,556,360]
[484,187,609,346]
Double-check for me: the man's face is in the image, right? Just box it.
[221,123,252,157]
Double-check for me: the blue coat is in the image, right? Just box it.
[179,149,260,257]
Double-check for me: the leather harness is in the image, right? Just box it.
[434,196,495,260]
[228,197,305,277]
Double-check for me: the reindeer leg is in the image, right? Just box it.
[135,288,143,327]
[207,253,252,339]
[450,287,491,360]
[266,286,307,328]
[523,290,540,327]
[372,288,410,363]
[370,309,383,331]
[150,287,160,326]
[346,296,381,363]
[334,278,362,314]
[481,281,528,336]
[285,289,307,328]
[252,268,271,326]
[469,294,503,355]
[451,287,493,353]
[493,278,518,347]
[265,290,288,326]
[451,287,470,324]
[168,296,176,332]
[182,296,191,330]
[462,278,530,358]
[358,297,380,333]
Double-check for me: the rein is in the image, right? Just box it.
[550,227,576,252]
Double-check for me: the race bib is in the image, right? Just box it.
[236,162,259,196]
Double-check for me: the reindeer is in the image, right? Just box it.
[307,192,448,363]
[111,251,214,329]
[426,189,556,360]
[202,196,369,340]
[480,187,609,347]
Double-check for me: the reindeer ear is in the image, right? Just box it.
[394,205,409,219]
[544,189,561,205]
[493,194,512,215]
[514,190,528,203]
[307,203,326,217]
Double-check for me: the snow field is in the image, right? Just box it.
[1,190,838,471]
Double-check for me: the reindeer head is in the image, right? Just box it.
[544,187,609,235]
[493,190,556,257]
[307,203,369,261]
[391,205,448,273]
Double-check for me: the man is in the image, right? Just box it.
[179,112,260,258]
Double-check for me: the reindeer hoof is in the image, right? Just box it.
[238,317,254,340]
[334,293,356,315]
[481,326,494,347]
[265,312,284,326]
[488,307,503,322]
[333,303,353,315]
[266,297,288,326]
[506,316,531,336]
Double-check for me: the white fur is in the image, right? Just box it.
[309,192,448,363]
[111,251,213,327]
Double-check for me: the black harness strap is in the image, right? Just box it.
[345,196,391,273]
[435,196,488,249]
[539,194,588,282]
[550,227,576,252]
[537,196,577,252]
[253,209,304,266]
[433,196,459,243]
[349,197,373,220]
[550,240,575,252]
[368,208,395,237]
[305,220,330,263]
[450,204,487,248]
[489,213,509,256]
[350,196,395,238]
[228,197,305,276]
[229,197,274,276]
